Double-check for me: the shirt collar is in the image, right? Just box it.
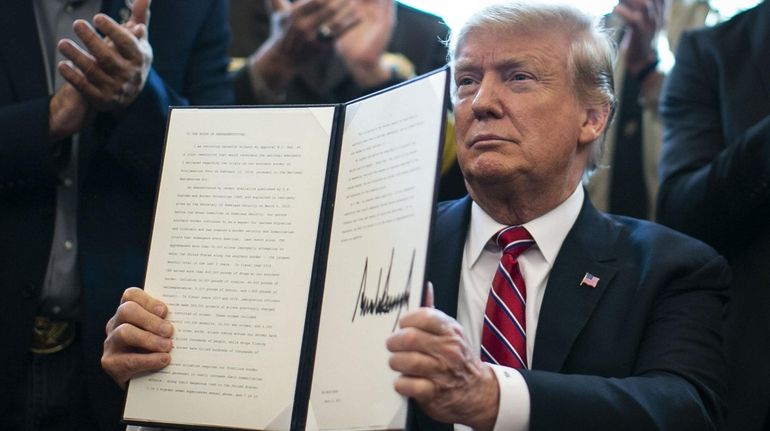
[467,185,584,268]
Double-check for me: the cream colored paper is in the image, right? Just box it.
[124,106,334,430]
[309,71,447,431]
[123,69,448,431]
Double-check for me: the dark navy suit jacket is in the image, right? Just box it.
[411,195,730,431]
[0,2,232,429]
[658,2,770,430]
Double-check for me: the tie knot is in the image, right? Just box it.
[495,226,534,259]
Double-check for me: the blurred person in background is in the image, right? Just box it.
[657,1,770,429]
[587,0,711,219]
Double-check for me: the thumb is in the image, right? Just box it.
[131,0,151,26]
[269,0,292,13]
[423,281,435,308]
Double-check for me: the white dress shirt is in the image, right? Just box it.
[454,185,583,431]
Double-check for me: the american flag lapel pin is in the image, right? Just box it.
[580,272,599,288]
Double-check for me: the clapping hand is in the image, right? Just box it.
[265,0,360,65]
[57,0,153,113]
[335,0,396,88]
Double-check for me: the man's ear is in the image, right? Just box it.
[578,104,610,146]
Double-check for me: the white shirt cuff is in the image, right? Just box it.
[490,364,530,431]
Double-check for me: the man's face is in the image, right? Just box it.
[453,28,597,196]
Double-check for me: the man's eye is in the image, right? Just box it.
[457,77,476,86]
[511,73,531,81]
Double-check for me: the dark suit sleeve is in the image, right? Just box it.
[0,97,59,191]
[521,252,730,431]
[92,0,233,188]
[656,30,770,252]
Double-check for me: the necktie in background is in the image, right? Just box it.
[481,226,535,369]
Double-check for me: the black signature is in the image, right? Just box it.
[351,248,414,331]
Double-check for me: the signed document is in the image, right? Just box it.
[123,68,449,431]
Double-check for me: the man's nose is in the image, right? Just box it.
[471,77,504,119]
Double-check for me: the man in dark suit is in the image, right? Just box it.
[0,0,232,429]
[657,1,770,429]
[385,3,730,430]
[97,3,729,430]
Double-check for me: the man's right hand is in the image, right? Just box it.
[386,306,500,430]
[102,287,174,390]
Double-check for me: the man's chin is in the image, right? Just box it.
[462,163,521,185]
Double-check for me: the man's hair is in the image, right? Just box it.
[447,2,617,174]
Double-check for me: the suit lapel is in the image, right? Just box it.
[0,2,47,100]
[429,197,472,318]
[532,196,618,372]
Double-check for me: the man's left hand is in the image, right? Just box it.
[57,0,153,113]
[386,307,500,431]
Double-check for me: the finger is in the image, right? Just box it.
[423,281,434,308]
[270,0,293,13]
[613,3,642,25]
[322,0,360,37]
[58,60,99,97]
[389,351,438,377]
[387,324,444,353]
[71,19,126,74]
[57,38,96,73]
[101,351,170,388]
[397,307,453,334]
[59,60,121,109]
[130,0,152,26]
[297,0,346,27]
[105,315,118,335]
[93,14,142,62]
[393,375,434,400]
[108,321,173,353]
[114,300,174,338]
[57,60,86,91]
[121,287,169,318]
[58,39,115,86]
[330,14,360,39]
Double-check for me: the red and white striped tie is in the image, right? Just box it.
[481,225,535,369]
